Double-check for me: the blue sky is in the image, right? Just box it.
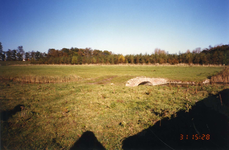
[0,0,228,55]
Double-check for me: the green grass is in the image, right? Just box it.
[0,65,228,149]
[0,65,224,83]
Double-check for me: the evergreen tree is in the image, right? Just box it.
[17,46,24,61]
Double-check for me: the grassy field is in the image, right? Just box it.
[0,65,228,149]
[0,65,224,83]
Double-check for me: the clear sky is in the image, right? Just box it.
[0,0,228,55]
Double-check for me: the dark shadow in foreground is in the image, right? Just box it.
[0,104,25,121]
[122,89,229,150]
[70,131,106,150]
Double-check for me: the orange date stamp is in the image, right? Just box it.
[180,134,210,140]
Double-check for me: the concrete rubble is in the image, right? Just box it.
[126,77,210,87]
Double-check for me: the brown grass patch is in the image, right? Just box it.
[210,67,229,83]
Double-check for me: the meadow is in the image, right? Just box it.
[0,64,228,149]
[0,64,224,83]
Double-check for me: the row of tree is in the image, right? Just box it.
[0,42,229,65]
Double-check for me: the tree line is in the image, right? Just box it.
[0,42,229,65]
